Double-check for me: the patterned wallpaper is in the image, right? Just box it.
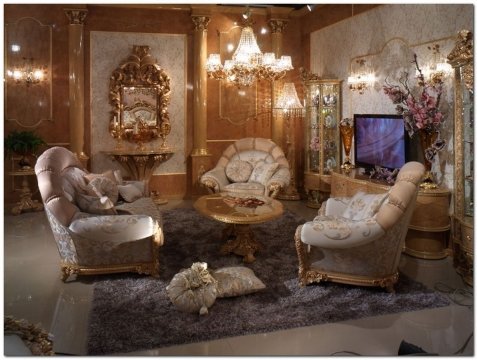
[310,4,473,189]
[90,31,187,175]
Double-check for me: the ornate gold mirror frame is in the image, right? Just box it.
[109,45,171,148]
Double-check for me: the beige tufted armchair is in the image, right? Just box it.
[295,162,425,292]
[200,138,290,198]
[35,146,164,281]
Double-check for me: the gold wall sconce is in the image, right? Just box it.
[347,59,375,94]
[206,7,293,87]
[6,56,48,86]
[419,44,453,85]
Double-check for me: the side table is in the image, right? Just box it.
[8,169,44,215]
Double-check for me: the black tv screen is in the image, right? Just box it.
[354,114,407,170]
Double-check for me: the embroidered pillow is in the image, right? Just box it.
[211,266,266,298]
[249,161,279,185]
[225,160,254,183]
[75,193,117,215]
[84,170,117,184]
[342,191,389,221]
[86,176,119,204]
[118,184,143,203]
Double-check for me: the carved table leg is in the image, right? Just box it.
[219,224,263,263]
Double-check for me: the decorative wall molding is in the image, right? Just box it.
[64,8,88,25]
[191,16,210,31]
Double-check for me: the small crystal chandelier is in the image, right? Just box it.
[206,7,293,87]
[6,57,47,86]
[275,82,303,112]
[348,59,375,94]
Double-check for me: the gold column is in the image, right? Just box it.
[191,15,210,156]
[65,8,89,167]
[268,19,288,149]
[190,12,213,194]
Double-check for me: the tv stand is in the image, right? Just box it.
[330,169,451,260]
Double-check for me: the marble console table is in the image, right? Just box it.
[102,148,174,201]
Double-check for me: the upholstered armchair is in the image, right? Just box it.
[34,146,164,281]
[295,162,425,292]
[200,137,290,198]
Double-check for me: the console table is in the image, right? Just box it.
[102,149,174,201]
[330,170,451,259]
[8,169,44,215]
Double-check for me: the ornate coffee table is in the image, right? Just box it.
[194,193,284,263]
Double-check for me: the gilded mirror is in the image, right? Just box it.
[109,45,171,148]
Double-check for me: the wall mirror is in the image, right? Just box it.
[109,45,171,148]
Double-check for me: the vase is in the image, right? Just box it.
[339,124,354,172]
[419,130,439,189]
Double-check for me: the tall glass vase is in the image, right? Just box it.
[419,130,439,189]
[339,124,354,172]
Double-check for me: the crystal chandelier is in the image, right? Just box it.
[206,9,293,87]
[419,44,452,85]
[275,82,303,112]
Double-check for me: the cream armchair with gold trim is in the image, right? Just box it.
[200,138,290,198]
[295,162,425,292]
[35,146,164,281]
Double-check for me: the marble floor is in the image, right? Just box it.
[3,199,474,356]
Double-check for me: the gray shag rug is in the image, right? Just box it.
[87,208,450,355]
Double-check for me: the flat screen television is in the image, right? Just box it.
[354,114,408,171]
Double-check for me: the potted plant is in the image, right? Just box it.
[4,130,46,169]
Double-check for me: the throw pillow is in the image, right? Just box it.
[87,176,119,204]
[84,170,117,184]
[342,191,389,221]
[211,266,266,298]
[113,170,123,185]
[75,193,117,215]
[249,161,279,186]
[166,262,218,315]
[225,160,254,183]
[118,184,143,203]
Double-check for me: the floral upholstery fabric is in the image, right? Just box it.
[225,160,254,183]
[295,161,425,288]
[87,176,119,204]
[342,191,389,221]
[34,146,164,280]
[200,138,290,198]
[301,215,385,249]
[249,161,279,186]
[75,193,117,215]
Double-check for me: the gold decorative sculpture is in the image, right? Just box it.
[109,45,171,149]
[339,118,354,172]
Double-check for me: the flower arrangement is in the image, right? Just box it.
[309,136,320,152]
[383,53,446,162]
[369,166,399,185]
[340,117,353,127]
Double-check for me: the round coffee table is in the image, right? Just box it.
[194,193,284,262]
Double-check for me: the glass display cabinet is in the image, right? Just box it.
[447,30,473,286]
[303,79,342,208]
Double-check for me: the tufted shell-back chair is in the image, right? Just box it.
[35,146,164,281]
[200,138,290,198]
[295,162,425,292]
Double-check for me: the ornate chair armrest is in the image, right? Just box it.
[300,216,385,249]
[200,167,229,193]
[69,214,160,243]
[322,197,351,217]
[266,167,290,197]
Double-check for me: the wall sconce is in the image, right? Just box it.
[347,59,375,94]
[419,44,452,84]
[6,57,48,86]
